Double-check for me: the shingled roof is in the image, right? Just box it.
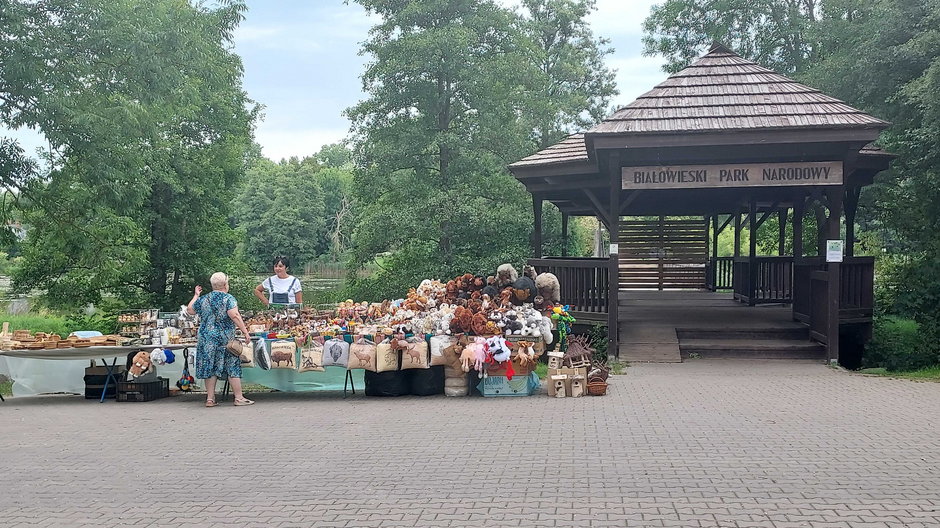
[509,133,589,169]
[588,43,889,136]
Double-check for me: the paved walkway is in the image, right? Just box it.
[1,360,938,527]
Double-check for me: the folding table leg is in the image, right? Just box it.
[100,357,119,403]
[344,369,355,398]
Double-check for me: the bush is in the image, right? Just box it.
[588,323,609,365]
[864,316,940,371]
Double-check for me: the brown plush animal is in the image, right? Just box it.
[128,350,152,378]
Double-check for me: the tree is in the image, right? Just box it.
[346,0,614,299]
[235,157,327,271]
[515,0,618,148]
[316,142,353,168]
[642,0,821,73]
[1,0,257,309]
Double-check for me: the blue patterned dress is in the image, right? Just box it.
[194,291,242,380]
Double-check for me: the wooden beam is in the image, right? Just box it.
[778,208,788,256]
[717,214,734,234]
[755,201,781,229]
[825,186,843,364]
[561,212,569,257]
[619,190,642,214]
[733,209,742,258]
[531,194,543,258]
[584,188,611,228]
[793,197,804,259]
[607,151,621,359]
[748,197,758,306]
[844,186,861,258]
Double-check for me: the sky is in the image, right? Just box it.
[6,0,667,163]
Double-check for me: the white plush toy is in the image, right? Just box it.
[149,348,167,366]
[487,336,512,363]
[540,315,554,345]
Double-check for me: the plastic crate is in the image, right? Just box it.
[117,377,169,402]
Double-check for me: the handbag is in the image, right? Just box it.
[226,339,245,357]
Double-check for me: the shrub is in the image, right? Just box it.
[864,316,940,371]
[588,323,609,365]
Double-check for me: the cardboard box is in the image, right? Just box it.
[477,372,540,397]
[547,367,586,396]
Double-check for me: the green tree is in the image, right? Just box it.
[346,0,616,299]
[1,0,257,309]
[516,0,618,148]
[316,142,353,168]
[236,157,327,271]
[642,0,820,73]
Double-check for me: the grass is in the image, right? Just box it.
[0,313,74,337]
[535,363,547,379]
[610,361,627,375]
[857,365,940,381]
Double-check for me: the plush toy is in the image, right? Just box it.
[128,350,152,378]
[496,264,519,288]
[510,275,537,305]
[515,340,537,366]
[535,272,561,305]
[459,343,475,372]
[149,348,167,366]
[163,349,176,364]
[551,305,576,351]
[487,335,512,363]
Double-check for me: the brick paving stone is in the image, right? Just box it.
[1,360,938,528]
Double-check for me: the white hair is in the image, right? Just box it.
[209,272,229,290]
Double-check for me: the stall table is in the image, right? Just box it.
[0,344,192,402]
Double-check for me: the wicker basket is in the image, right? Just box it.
[586,380,608,396]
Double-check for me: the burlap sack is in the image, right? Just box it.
[299,336,325,373]
[269,340,297,369]
[347,337,377,371]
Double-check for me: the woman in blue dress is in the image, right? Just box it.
[187,272,253,407]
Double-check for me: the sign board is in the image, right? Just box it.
[622,161,842,190]
[826,240,844,263]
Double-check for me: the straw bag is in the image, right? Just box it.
[226,339,245,357]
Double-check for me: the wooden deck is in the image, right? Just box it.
[616,291,809,363]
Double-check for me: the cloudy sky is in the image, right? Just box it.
[7,0,667,163]
[236,0,666,161]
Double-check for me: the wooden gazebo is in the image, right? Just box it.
[509,44,894,364]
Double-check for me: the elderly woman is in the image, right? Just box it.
[187,272,254,407]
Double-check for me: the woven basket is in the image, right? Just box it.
[587,380,608,396]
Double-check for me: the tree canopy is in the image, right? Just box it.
[345,0,611,299]
[1,0,257,309]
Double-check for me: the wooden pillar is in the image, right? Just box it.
[711,215,719,259]
[778,208,788,256]
[793,198,804,259]
[748,197,757,306]
[826,187,843,364]
[531,194,543,258]
[844,187,860,258]
[733,208,742,258]
[561,212,569,257]
[607,151,620,359]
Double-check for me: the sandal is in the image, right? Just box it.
[234,398,254,406]
[205,399,217,407]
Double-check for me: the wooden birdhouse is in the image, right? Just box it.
[563,335,594,369]
[551,375,567,398]
[570,375,584,398]
[547,351,564,370]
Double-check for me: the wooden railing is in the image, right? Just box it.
[527,257,611,314]
[840,257,875,321]
[733,256,794,304]
[705,257,734,291]
[793,257,875,343]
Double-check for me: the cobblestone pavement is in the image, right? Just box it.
[1,360,939,527]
